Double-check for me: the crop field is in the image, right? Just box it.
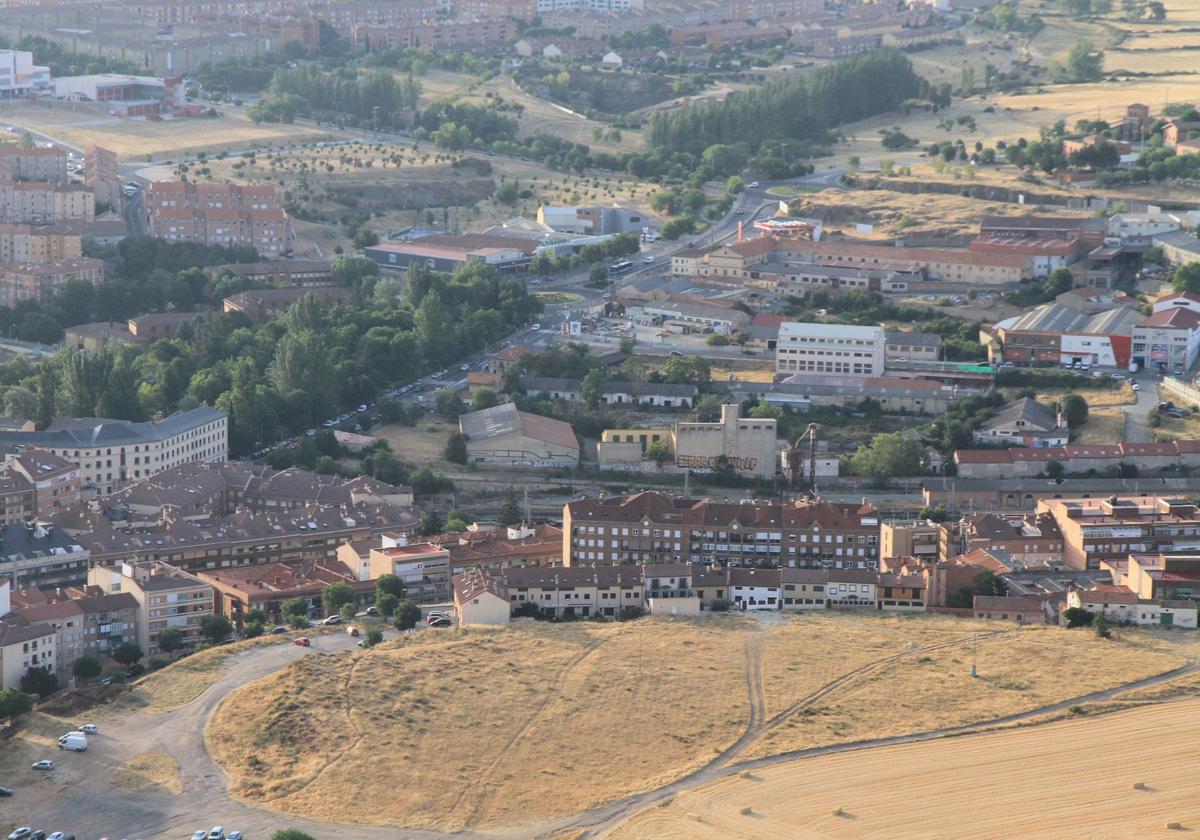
[0,100,327,159]
[370,416,458,467]
[204,613,1191,834]
[609,696,1200,839]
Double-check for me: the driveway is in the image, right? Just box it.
[1123,373,1159,443]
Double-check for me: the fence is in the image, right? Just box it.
[1161,376,1200,408]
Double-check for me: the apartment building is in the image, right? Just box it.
[88,561,215,656]
[939,512,1064,566]
[352,17,519,51]
[0,256,105,308]
[775,321,885,377]
[6,448,82,513]
[0,621,55,689]
[563,491,881,569]
[1038,496,1200,571]
[84,145,121,209]
[0,146,67,183]
[198,559,374,623]
[1066,584,1197,628]
[0,223,83,263]
[0,521,89,590]
[8,588,139,674]
[145,181,292,255]
[0,182,95,225]
[880,519,940,562]
[0,471,36,524]
[0,406,227,496]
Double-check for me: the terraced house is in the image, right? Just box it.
[563,491,881,569]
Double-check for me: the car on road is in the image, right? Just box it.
[356,606,378,617]
[749,181,760,188]
[669,350,683,356]
[735,209,744,215]
[460,363,470,371]
[642,256,654,263]
[322,615,341,625]
[1112,373,1126,379]
[31,760,54,770]
[293,637,310,647]
[1132,382,1141,391]
[271,625,288,634]
[530,323,541,331]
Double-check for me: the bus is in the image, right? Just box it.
[608,260,634,277]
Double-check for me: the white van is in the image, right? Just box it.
[57,732,87,751]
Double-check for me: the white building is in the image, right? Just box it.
[0,406,228,496]
[0,50,50,98]
[775,321,885,377]
[0,621,56,689]
[728,567,780,610]
[1106,212,1181,244]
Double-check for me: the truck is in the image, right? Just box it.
[57,732,87,751]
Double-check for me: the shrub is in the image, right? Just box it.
[709,598,731,612]
[148,657,169,671]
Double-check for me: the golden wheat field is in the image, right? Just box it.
[610,697,1200,839]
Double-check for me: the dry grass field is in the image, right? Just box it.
[0,100,326,159]
[370,416,458,468]
[113,636,288,715]
[609,696,1200,840]
[205,613,1191,833]
[206,620,753,831]
[110,751,183,795]
[999,381,1135,444]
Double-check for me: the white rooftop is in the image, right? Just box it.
[779,321,883,339]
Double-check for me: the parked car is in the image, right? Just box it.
[271,625,288,634]
[227,833,243,840]
[208,828,225,840]
[427,615,452,628]
[7,829,31,839]
[0,786,12,796]
[322,615,341,625]
[530,323,541,331]
[191,833,206,840]
[79,724,97,734]
[97,677,112,686]
[1132,382,1141,391]
[31,760,54,770]
[47,832,74,840]
[347,626,360,637]
[293,637,310,647]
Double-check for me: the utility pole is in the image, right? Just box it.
[970,632,977,678]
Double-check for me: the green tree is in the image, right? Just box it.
[663,355,710,385]
[726,175,745,194]
[1064,606,1094,627]
[18,667,56,700]
[112,642,144,666]
[644,439,672,467]
[394,600,422,630]
[1065,39,1104,82]
[581,368,606,410]
[321,581,356,616]
[1062,394,1088,427]
[974,570,1007,597]
[243,621,265,639]
[375,573,405,599]
[435,388,466,418]
[272,832,317,840]
[1045,460,1066,478]
[1173,263,1200,293]
[282,596,309,623]
[1043,267,1074,299]
[471,388,499,411]
[339,602,358,621]
[497,486,522,526]
[850,432,925,479]
[200,614,233,645]
[375,591,400,618]
[589,262,608,284]
[72,655,102,682]
[245,608,267,625]
[365,627,384,647]
[1094,612,1112,638]
[0,686,35,721]
[414,288,456,365]
[420,509,445,535]
[156,626,185,657]
[444,431,468,464]
[270,330,336,425]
